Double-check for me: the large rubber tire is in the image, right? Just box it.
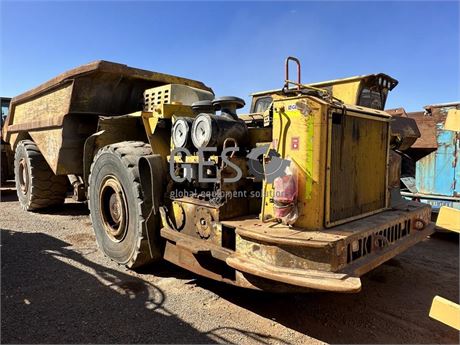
[88,141,162,268]
[14,140,68,211]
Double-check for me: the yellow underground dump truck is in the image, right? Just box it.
[2,57,434,292]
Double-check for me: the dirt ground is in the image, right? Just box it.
[1,181,459,344]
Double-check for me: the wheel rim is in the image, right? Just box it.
[99,176,128,242]
[18,158,29,193]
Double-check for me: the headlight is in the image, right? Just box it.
[191,114,214,148]
[172,118,193,149]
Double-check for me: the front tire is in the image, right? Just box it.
[14,140,68,211]
[88,141,162,268]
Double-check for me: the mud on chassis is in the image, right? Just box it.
[2,58,434,293]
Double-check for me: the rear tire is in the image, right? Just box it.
[14,140,68,211]
[88,141,162,268]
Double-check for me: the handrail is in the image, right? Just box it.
[284,56,301,90]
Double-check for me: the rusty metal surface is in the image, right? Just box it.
[328,112,389,224]
[223,200,429,241]
[406,102,460,200]
[159,76,432,292]
[406,102,460,150]
[385,107,421,151]
[10,60,212,106]
[390,116,421,151]
[416,127,459,198]
[6,62,212,134]
[3,61,213,175]
[226,255,362,293]
[407,111,438,149]
[157,199,433,292]
[386,107,408,117]
[5,55,440,294]
[226,200,431,273]
[341,221,435,276]
[388,151,402,189]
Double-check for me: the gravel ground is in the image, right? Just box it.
[1,182,459,344]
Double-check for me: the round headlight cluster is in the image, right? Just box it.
[172,97,247,150]
[172,118,193,149]
[191,114,215,148]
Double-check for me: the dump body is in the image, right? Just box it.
[3,61,213,174]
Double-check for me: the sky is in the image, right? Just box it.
[0,0,459,112]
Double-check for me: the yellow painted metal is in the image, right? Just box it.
[29,128,64,174]
[247,127,272,147]
[139,111,157,135]
[429,207,460,330]
[261,96,328,230]
[430,296,460,330]
[250,80,361,108]
[251,75,372,97]
[140,103,195,158]
[436,206,460,233]
[261,95,391,230]
[169,201,187,231]
[141,111,170,158]
[4,83,73,173]
[172,155,219,163]
[151,104,194,119]
[143,84,213,112]
[325,109,390,227]
[444,109,460,132]
[329,81,361,105]
[250,74,397,114]
[6,83,73,132]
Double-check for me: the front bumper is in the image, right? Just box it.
[223,201,434,292]
[227,255,362,292]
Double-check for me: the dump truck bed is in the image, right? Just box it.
[2,61,213,175]
[4,60,212,135]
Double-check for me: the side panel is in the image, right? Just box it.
[330,81,360,105]
[29,128,64,173]
[326,111,389,226]
[29,115,99,175]
[6,82,73,135]
[261,97,328,230]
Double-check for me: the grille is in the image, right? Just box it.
[346,219,411,263]
[143,84,214,112]
[328,112,389,225]
[144,86,170,111]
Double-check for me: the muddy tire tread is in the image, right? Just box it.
[15,140,68,211]
[88,141,157,268]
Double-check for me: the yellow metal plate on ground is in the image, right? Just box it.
[436,206,460,233]
[429,296,460,330]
